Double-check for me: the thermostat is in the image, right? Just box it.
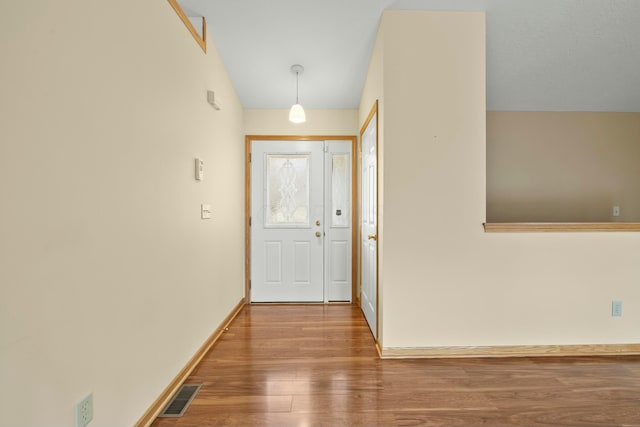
[195,158,204,181]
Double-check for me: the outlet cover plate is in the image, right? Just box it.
[612,300,623,317]
[75,393,93,427]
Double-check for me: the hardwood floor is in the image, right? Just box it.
[151,304,640,427]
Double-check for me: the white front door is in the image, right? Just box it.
[251,140,325,302]
[250,139,353,303]
[361,110,378,337]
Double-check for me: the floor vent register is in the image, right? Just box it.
[158,384,201,418]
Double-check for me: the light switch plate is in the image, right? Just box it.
[201,204,212,219]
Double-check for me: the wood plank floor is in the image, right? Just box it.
[151,304,640,427]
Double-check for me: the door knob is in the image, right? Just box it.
[316,231,322,237]
[367,234,377,241]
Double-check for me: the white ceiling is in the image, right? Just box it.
[177,0,640,112]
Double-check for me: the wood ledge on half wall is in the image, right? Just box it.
[483,222,640,232]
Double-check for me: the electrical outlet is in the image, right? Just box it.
[75,393,93,427]
[612,301,623,317]
[613,206,620,217]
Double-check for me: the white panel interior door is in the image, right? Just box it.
[251,141,324,302]
[361,113,378,337]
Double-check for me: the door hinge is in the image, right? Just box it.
[249,280,251,289]
[249,216,251,226]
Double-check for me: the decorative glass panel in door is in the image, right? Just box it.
[266,155,310,226]
[331,154,349,228]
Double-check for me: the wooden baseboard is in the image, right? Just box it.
[375,341,383,358]
[483,222,640,232]
[380,343,640,359]
[135,298,246,427]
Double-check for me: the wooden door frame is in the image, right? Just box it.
[245,135,358,304]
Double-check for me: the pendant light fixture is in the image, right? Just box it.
[289,64,306,124]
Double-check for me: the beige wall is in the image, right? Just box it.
[361,10,640,350]
[0,1,245,426]
[245,109,358,136]
[487,112,640,222]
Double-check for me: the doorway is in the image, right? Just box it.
[246,136,356,303]
[360,102,378,338]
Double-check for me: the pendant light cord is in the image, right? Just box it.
[296,71,300,104]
